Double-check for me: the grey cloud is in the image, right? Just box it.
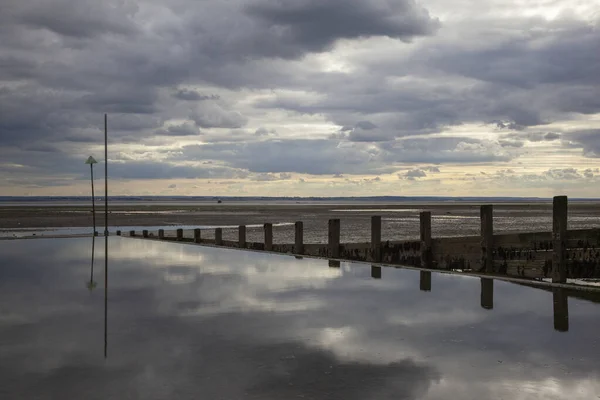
[108,161,247,180]
[423,166,440,173]
[402,169,427,180]
[245,0,440,57]
[191,103,248,129]
[173,88,220,101]
[10,0,138,39]
[564,129,600,157]
[157,123,200,137]
[499,140,525,148]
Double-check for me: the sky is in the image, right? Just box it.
[1,0,599,197]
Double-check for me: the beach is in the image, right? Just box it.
[2,200,600,243]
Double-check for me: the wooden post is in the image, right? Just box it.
[420,212,432,268]
[295,221,304,254]
[264,223,273,251]
[371,265,382,279]
[215,228,223,245]
[239,225,246,248]
[328,219,340,258]
[371,216,382,262]
[480,278,494,310]
[116,230,121,236]
[194,228,201,243]
[130,230,135,237]
[553,288,569,332]
[552,196,568,283]
[158,229,164,239]
[480,205,494,273]
[419,271,431,291]
[142,230,149,238]
[176,228,183,241]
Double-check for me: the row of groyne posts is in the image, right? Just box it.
[123,196,600,284]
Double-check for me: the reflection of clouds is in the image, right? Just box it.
[1,238,600,400]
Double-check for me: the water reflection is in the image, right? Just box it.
[480,278,493,310]
[0,238,598,399]
[553,288,569,332]
[86,235,97,291]
[371,265,382,279]
[420,271,431,292]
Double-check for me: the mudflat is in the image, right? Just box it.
[2,201,600,243]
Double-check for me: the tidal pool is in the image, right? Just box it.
[0,237,598,399]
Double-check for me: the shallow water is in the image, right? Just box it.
[1,237,599,399]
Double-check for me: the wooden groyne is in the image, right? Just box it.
[126,196,600,284]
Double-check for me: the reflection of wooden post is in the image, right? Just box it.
[176,229,183,241]
[553,288,569,332]
[130,230,135,237]
[239,225,246,248]
[371,265,382,279]
[215,228,223,245]
[480,205,494,273]
[371,216,381,262]
[329,260,340,268]
[194,228,201,243]
[328,219,340,258]
[420,271,431,291]
[480,278,494,310]
[158,229,164,239]
[420,212,432,268]
[552,196,568,283]
[264,223,273,251]
[295,222,304,254]
[143,230,149,238]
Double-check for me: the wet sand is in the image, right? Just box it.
[2,202,600,243]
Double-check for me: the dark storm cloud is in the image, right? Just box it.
[1,0,599,185]
[245,0,440,56]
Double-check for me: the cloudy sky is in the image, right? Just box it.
[1,0,599,197]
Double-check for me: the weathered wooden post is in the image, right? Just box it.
[552,196,568,283]
[194,228,201,243]
[371,216,382,262]
[176,228,183,241]
[142,230,149,238]
[480,205,494,273]
[130,230,135,237]
[215,228,223,245]
[239,225,246,248]
[264,223,273,251]
[158,229,164,239]
[116,230,121,236]
[295,221,304,254]
[419,271,431,291]
[371,265,382,279]
[553,288,569,332]
[420,212,432,268]
[328,219,340,258]
[480,278,494,310]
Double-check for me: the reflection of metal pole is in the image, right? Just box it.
[87,235,97,291]
[104,233,108,358]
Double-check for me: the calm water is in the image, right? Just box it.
[1,238,599,399]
